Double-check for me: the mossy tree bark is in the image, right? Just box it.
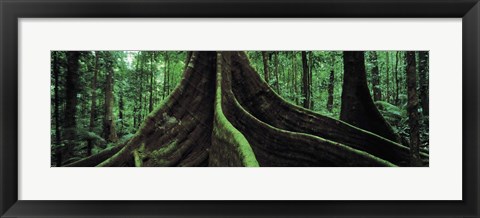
[66,51,427,167]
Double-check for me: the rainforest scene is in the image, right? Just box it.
[51,51,429,167]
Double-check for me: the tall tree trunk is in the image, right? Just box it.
[385,52,390,103]
[261,51,269,82]
[64,51,81,163]
[301,51,311,109]
[292,52,299,105]
[326,53,335,112]
[103,53,118,143]
[308,51,314,109]
[406,51,422,166]
[53,52,62,166]
[163,52,170,98]
[370,51,382,101]
[119,95,124,133]
[340,51,399,143]
[87,52,99,156]
[418,51,429,116]
[394,51,400,105]
[67,52,427,168]
[273,51,280,93]
[149,52,155,112]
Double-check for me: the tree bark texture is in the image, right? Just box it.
[418,51,429,116]
[340,51,399,143]
[104,52,118,143]
[63,51,81,163]
[406,51,422,166]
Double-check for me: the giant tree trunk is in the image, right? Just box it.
[340,51,399,143]
[418,51,429,116]
[104,53,118,143]
[66,51,427,167]
[63,51,81,163]
[406,51,422,166]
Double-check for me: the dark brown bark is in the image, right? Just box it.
[261,51,269,82]
[301,51,311,109]
[87,52,99,156]
[370,51,382,101]
[340,51,399,143]
[406,51,422,166]
[418,51,429,116]
[67,51,427,168]
[103,53,118,142]
[326,53,335,112]
[63,51,81,163]
[53,52,62,166]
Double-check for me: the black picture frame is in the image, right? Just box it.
[1,0,479,217]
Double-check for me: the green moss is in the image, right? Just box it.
[213,52,259,167]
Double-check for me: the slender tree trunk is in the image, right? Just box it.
[104,53,118,143]
[394,51,400,105]
[273,52,280,93]
[64,51,81,163]
[149,52,155,112]
[87,52,99,156]
[53,52,62,166]
[418,51,429,116]
[406,51,422,166]
[261,51,269,82]
[301,51,311,109]
[370,51,382,101]
[340,51,399,142]
[292,52,299,105]
[119,95,124,133]
[308,51,314,109]
[163,52,170,98]
[385,52,390,103]
[326,53,335,112]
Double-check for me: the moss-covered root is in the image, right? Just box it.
[63,142,126,167]
[86,52,214,167]
[209,52,259,167]
[232,52,426,166]
[219,51,395,167]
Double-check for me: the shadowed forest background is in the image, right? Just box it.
[51,51,429,167]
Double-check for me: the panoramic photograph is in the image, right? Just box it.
[51,51,429,167]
